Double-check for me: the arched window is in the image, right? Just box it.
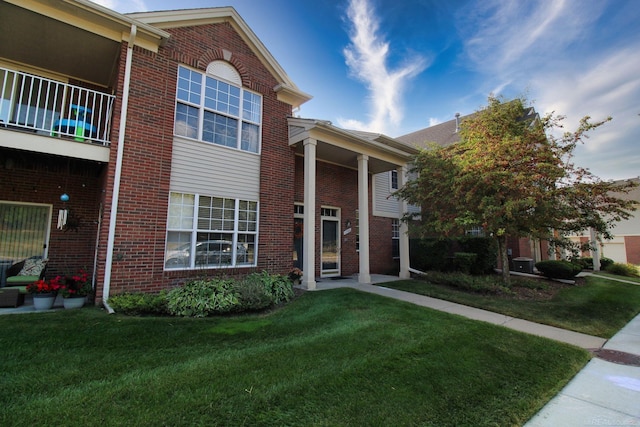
[174,61,262,153]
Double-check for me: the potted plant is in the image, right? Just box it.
[288,267,303,284]
[26,279,61,311]
[57,269,91,309]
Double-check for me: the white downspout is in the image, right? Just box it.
[103,24,137,311]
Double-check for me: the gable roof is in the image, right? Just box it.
[127,7,312,109]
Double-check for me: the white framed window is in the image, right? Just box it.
[0,202,51,262]
[390,170,399,191]
[392,219,400,259]
[165,192,258,269]
[465,226,485,237]
[355,209,360,252]
[175,63,262,154]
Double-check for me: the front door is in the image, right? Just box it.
[321,208,340,277]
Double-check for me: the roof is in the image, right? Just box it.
[127,7,312,109]
[395,113,473,148]
[396,105,538,149]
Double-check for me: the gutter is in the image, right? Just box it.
[103,24,137,309]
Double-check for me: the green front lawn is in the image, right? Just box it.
[0,289,588,426]
[382,275,640,338]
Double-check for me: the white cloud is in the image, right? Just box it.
[457,0,640,180]
[338,0,427,133]
[91,0,148,13]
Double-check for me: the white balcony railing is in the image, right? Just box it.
[0,67,115,146]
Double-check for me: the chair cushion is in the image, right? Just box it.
[7,275,39,286]
[18,258,46,276]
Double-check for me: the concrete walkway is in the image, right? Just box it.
[313,274,640,426]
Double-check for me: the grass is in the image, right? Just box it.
[0,289,589,426]
[594,271,640,283]
[382,274,640,338]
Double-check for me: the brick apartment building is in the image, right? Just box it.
[0,1,415,305]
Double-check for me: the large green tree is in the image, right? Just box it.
[397,96,637,284]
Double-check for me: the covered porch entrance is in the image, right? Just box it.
[288,118,419,289]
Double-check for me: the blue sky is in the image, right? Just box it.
[99,0,639,181]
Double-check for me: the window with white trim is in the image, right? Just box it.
[465,226,485,237]
[175,63,262,153]
[392,219,400,259]
[355,209,359,251]
[165,192,258,269]
[390,170,399,191]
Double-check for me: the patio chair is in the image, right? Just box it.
[5,257,48,291]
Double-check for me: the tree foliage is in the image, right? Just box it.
[397,96,637,284]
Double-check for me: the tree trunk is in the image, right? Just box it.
[497,234,510,286]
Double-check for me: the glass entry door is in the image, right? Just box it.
[321,208,340,277]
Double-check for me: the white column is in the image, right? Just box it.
[302,139,317,290]
[397,165,411,279]
[590,227,601,271]
[358,154,371,283]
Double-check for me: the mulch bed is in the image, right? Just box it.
[507,276,586,301]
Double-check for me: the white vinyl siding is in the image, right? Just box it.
[170,137,260,201]
[373,172,400,218]
[372,171,421,218]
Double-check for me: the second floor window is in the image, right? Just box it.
[390,170,399,190]
[175,64,262,153]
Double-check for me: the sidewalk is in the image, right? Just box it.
[313,274,640,426]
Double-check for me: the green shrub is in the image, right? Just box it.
[167,279,239,317]
[409,238,450,272]
[535,260,582,279]
[453,252,477,274]
[109,291,169,316]
[423,271,511,295]
[572,257,592,269]
[410,237,497,274]
[605,263,640,278]
[248,271,294,305]
[233,277,274,312]
[458,237,498,274]
[599,257,614,270]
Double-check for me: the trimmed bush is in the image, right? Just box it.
[453,252,477,274]
[458,237,498,274]
[572,257,592,269]
[535,260,582,279]
[410,237,497,274]
[410,238,450,272]
[599,257,614,270]
[605,263,639,278]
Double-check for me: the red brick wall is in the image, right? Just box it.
[294,157,396,277]
[625,236,640,264]
[0,149,103,280]
[95,21,294,299]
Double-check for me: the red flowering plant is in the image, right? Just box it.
[57,269,92,298]
[26,279,61,295]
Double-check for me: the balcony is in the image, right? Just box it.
[1,67,115,144]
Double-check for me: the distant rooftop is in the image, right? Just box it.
[396,105,537,149]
